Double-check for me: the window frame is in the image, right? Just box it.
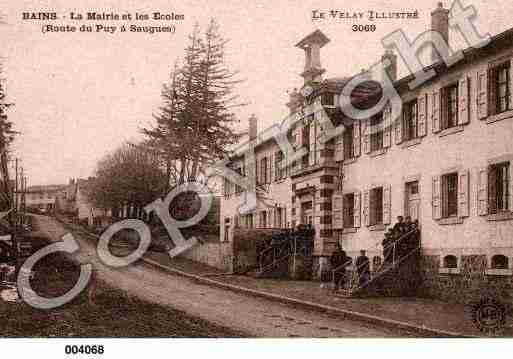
[403,99,419,141]
[441,83,459,130]
[369,186,384,226]
[370,113,384,152]
[343,124,354,160]
[441,172,459,218]
[488,161,510,214]
[490,61,511,115]
[343,193,355,228]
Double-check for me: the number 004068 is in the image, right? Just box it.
[65,345,104,355]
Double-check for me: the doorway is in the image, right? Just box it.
[405,181,420,220]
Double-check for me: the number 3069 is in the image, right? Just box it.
[352,24,376,32]
[65,345,104,355]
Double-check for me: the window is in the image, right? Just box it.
[275,207,284,228]
[343,193,355,228]
[369,187,383,226]
[443,255,458,268]
[260,211,267,228]
[259,157,268,184]
[403,99,418,141]
[370,113,384,152]
[343,124,354,160]
[441,84,458,129]
[441,173,458,218]
[234,167,243,194]
[275,151,284,181]
[321,93,335,106]
[491,255,508,269]
[488,162,510,213]
[489,61,511,115]
[243,214,254,229]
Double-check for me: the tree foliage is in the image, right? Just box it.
[143,19,244,188]
[89,143,167,215]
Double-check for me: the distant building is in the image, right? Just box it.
[24,184,66,213]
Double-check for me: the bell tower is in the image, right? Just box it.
[296,30,330,85]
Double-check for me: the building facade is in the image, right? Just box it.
[221,3,513,286]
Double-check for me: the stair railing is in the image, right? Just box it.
[334,227,421,295]
[258,233,314,275]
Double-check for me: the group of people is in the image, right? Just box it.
[329,245,370,292]
[382,216,420,265]
[329,215,420,292]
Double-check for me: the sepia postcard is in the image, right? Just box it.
[0,0,512,355]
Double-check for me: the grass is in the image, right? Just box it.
[0,245,246,338]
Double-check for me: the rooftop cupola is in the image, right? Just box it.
[296,30,330,85]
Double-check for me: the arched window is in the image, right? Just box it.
[373,256,382,270]
[491,255,509,269]
[443,255,458,269]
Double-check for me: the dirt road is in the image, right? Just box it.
[33,216,416,337]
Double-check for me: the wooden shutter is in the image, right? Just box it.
[363,121,371,154]
[353,121,361,157]
[418,94,428,137]
[510,59,513,109]
[383,107,392,148]
[335,135,344,162]
[395,108,403,144]
[488,166,497,214]
[332,193,343,229]
[432,175,442,219]
[477,167,489,216]
[383,185,392,224]
[458,76,470,125]
[458,169,470,217]
[268,154,273,183]
[509,162,513,213]
[309,120,316,165]
[363,189,370,226]
[353,191,361,228]
[432,90,441,133]
[296,126,303,148]
[477,69,488,120]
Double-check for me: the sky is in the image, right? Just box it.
[0,0,511,185]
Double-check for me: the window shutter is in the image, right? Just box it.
[363,121,371,154]
[432,175,442,219]
[353,121,361,157]
[509,162,513,212]
[477,167,489,216]
[458,77,470,125]
[383,185,392,224]
[296,126,303,148]
[354,191,361,227]
[432,90,441,133]
[458,169,470,217]
[267,156,272,184]
[363,190,370,226]
[477,69,488,120]
[510,59,513,110]
[383,107,392,148]
[269,154,273,183]
[332,193,343,229]
[335,135,344,162]
[395,108,403,144]
[309,121,316,165]
[418,94,428,137]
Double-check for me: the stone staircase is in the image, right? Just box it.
[335,228,421,298]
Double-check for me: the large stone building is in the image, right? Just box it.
[220,3,513,297]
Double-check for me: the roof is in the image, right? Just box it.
[295,29,330,49]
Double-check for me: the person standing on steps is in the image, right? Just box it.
[330,243,351,292]
[356,250,370,286]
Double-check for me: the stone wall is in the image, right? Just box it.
[418,254,513,306]
[179,240,233,272]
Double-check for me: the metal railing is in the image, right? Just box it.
[258,234,313,274]
[331,226,421,295]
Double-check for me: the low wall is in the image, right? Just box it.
[419,254,513,307]
[179,240,233,272]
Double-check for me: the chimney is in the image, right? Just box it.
[296,30,330,84]
[381,49,397,82]
[248,114,258,141]
[431,2,450,63]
